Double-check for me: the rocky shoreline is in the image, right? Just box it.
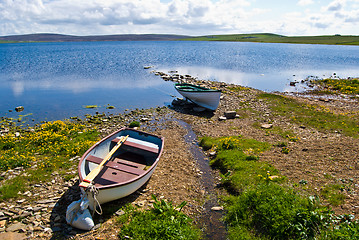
[1,72,359,239]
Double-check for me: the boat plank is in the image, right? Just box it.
[93,168,136,187]
[86,155,146,176]
[112,138,159,154]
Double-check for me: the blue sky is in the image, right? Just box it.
[1,0,358,36]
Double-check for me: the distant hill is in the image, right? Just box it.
[183,33,359,45]
[1,33,359,46]
[0,33,191,42]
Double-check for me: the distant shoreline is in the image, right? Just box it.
[1,33,359,46]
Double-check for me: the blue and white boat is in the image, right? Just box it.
[174,83,221,111]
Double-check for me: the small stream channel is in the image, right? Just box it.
[177,119,227,240]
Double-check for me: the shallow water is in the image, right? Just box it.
[1,41,358,123]
[177,119,227,239]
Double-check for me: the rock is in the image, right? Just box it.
[261,123,273,129]
[15,106,24,112]
[211,206,224,211]
[0,128,9,134]
[0,232,27,240]
[115,209,125,216]
[319,97,330,102]
[6,222,26,232]
[0,220,5,228]
[135,200,147,207]
[43,227,52,233]
[52,227,62,232]
[224,111,237,119]
[209,151,217,157]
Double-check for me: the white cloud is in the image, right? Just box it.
[0,0,358,36]
[344,9,359,22]
[297,0,314,6]
[326,0,346,11]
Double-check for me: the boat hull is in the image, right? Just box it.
[174,83,221,111]
[78,127,164,206]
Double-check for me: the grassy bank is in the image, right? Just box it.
[184,33,359,45]
[310,78,359,95]
[258,93,359,138]
[196,78,359,239]
[200,134,359,239]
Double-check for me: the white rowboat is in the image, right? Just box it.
[78,127,164,207]
[174,83,221,111]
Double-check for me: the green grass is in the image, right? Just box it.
[200,135,359,239]
[84,105,98,109]
[258,93,359,137]
[321,184,347,206]
[184,33,359,46]
[0,120,99,200]
[117,195,201,240]
[312,78,359,95]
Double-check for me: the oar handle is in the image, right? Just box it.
[79,135,129,188]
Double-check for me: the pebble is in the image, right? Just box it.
[261,123,273,129]
[211,206,224,211]
[6,222,26,232]
[224,111,237,119]
[0,232,27,240]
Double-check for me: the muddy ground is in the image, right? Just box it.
[1,79,359,239]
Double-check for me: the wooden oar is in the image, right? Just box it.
[79,135,129,188]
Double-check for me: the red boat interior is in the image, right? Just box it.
[85,137,159,187]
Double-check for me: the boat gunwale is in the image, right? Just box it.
[78,127,164,190]
[174,83,221,93]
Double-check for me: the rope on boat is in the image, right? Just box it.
[86,183,103,216]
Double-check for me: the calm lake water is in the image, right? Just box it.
[1,41,358,123]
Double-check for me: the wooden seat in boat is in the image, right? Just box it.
[111,137,159,154]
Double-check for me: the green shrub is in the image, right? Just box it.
[129,121,140,128]
[117,195,201,240]
[225,185,332,239]
[320,215,359,239]
[199,136,216,150]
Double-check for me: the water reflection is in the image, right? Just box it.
[1,41,358,122]
[6,73,165,96]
